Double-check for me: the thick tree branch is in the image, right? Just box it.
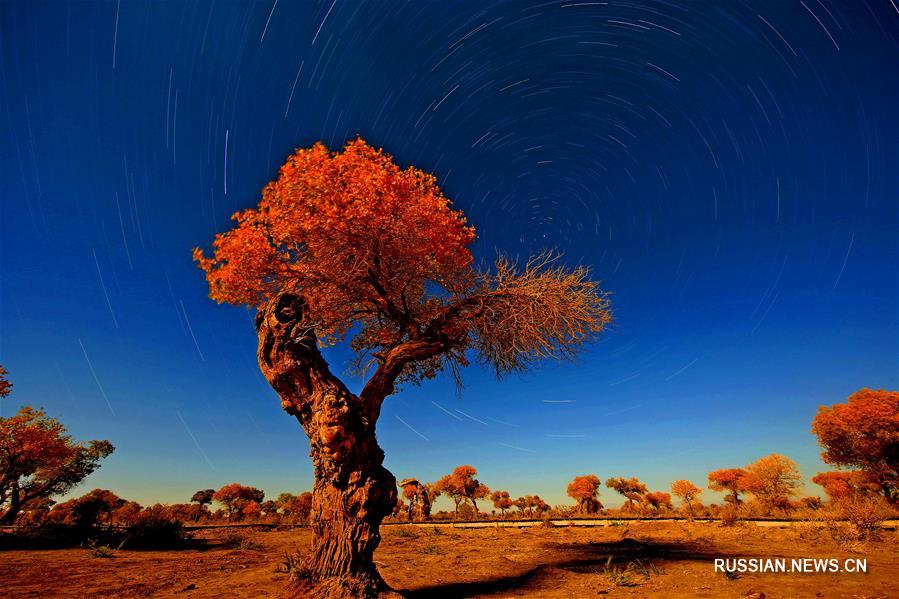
[359,338,449,419]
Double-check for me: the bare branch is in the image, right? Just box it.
[470,251,612,376]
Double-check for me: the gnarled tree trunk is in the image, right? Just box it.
[256,293,399,598]
[0,482,22,524]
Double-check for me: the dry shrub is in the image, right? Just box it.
[718,504,740,527]
[793,507,831,543]
[87,540,116,558]
[276,550,304,574]
[801,496,894,549]
[121,512,186,549]
[838,496,893,542]
[390,525,419,539]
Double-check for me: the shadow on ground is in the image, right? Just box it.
[404,537,733,598]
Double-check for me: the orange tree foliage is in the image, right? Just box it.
[194,138,611,386]
[644,491,672,511]
[513,495,549,516]
[490,490,513,515]
[811,388,898,504]
[273,492,313,521]
[605,477,647,510]
[744,454,802,509]
[0,406,114,524]
[566,475,602,513]
[0,365,11,399]
[191,488,215,506]
[433,465,490,513]
[114,500,144,525]
[707,468,752,504]
[670,479,702,514]
[48,488,125,529]
[811,471,881,501]
[212,483,265,520]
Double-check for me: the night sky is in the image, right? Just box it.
[1,1,896,508]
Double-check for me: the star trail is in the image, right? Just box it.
[1,1,896,506]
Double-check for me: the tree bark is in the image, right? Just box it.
[0,483,21,524]
[256,293,399,598]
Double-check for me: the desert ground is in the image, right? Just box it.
[2,521,896,598]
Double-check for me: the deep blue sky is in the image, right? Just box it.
[1,1,896,509]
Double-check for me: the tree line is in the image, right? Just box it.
[1,361,895,529]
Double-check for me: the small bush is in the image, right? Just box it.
[601,556,636,587]
[89,542,115,558]
[392,526,419,539]
[277,551,304,574]
[838,496,892,542]
[718,505,739,526]
[121,513,186,549]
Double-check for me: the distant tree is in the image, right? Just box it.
[513,496,527,514]
[50,489,125,530]
[605,477,647,511]
[670,480,703,517]
[0,365,11,398]
[159,503,204,522]
[400,482,417,519]
[531,495,550,515]
[811,471,880,502]
[392,498,406,518]
[0,406,114,524]
[644,491,673,512]
[294,492,314,521]
[812,388,898,505]
[490,490,513,516]
[745,454,802,510]
[191,489,216,507]
[261,499,278,515]
[707,468,752,504]
[277,491,313,522]
[513,495,548,517]
[276,492,298,508]
[16,496,55,526]
[399,478,432,521]
[240,500,262,520]
[113,500,143,525]
[212,483,265,521]
[188,489,215,521]
[433,466,490,514]
[798,496,823,510]
[567,475,602,514]
[193,139,612,595]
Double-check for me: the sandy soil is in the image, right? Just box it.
[2,521,896,598]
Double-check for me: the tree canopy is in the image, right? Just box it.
[567,475,602,513]
[0,365,11,399]
[670,480,702,505]
[744,454,802,508]
[212,483,265,519]
[0,406,114,524]
[194,139,611,396]
[811,471,880,501]
[605,477,647,508]
[707,468,751,504]
[433,465,490,512]
[811,388,898,503]
[191,489,216,506]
